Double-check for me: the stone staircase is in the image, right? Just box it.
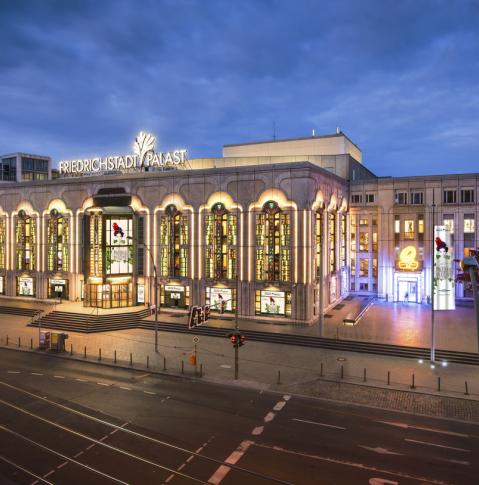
[28,307,150,333]
[0,306,42,318]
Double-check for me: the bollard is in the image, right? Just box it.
[163,356,166,371]
[114,350,117,364]
[277,370,281,385]
[437,376,441,392]
[363,368,367,382]
[147,356,149,369]
[411,373,416,389]
[70,343,73,356]
[200,363,203,377]
[181,360,184,374]
[31,338,33,350]
[84,346,86,359]
[99,348,101,361]
[340,365,344,379]
[387,371,390,386]
[130,353,132,366]
[18,336,20,348]
[6,335,8,346]
[320,362,323,378]
[465,381,469,396]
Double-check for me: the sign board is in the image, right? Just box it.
[188,306,203,329]
[50,278,67,285]
[137,284,145,303]
[165,285,185,292]
[260,290,285,315]
[433,225,455,310]
[208,287,233,311]
[396,246,423,271]
[59,131,187,177]
[18,277,34,296]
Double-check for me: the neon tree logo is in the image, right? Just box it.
[58,131,187,176]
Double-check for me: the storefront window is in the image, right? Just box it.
[340,214,346,267]
[255,289,292,317]
[206,286,236,312]
[16,212,36,271]
[159,205,189,277]
[47,210,69,272]
[329,212,336,273]
[359,258,369,277]
[17,276,35,297]
[315,211,322,279]
[0,218,6,270]
[404,220,414,240]
[256,201,290,282]
[205,203,237,280]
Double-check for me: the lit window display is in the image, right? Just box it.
[16,211,36,271]
[205,203,237,280]
[340,214,346,267]
[0,218,6,270]
[47,210,69,272]
[159,204,189,278]
[256,201,290,282]
[359,232,369,251]
[206,286,236,312]
[17,276,35,296]
[160,284,190,309]
[315,211,322,279]
[105,217,132,275]
[255,290,291,317]
[89,213,103,277]
[329,212,336,273]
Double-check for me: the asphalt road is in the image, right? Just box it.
[0,349,477,485]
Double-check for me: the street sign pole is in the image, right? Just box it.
[468,267,479,353]
[234,343,239,380]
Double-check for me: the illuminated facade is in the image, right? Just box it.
[1,132,476,322]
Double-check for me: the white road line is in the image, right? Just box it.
[73,451,83,458]
[208,440,254,485]
[165,474,175,483]
[264,412,275,423]
[283,395,291,401]
[7,371,20,374]
[56,461,68,470]
[96,382,109,386]
[177,463,186,471]
[143,391,156,395]
[293,418,346,430]
[119,386,131,391]
[251,426,264,436]
[43,470,55,478]
[378,420,469,438]
[273,401,286,411]
[53,375,64,379]
[404,438,470,453]
[0,454,54,485]
[31,373,43,376]
[75,378,88,382]
[439,458,470,466]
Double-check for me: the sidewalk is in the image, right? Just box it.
[2,313,479,422]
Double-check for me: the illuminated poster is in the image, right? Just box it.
[433,225,455,310]
[208,287,233,311]
[106,218,132,274]
[260,290,285,315]
[137,284,145,303]
[0,276,3,294]
[19,277,34,296]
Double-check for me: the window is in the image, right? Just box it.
[395,192,407,205]
[340,214,346,268]
[461,189,474,204]
[418,214,424,244]
[160,205,189,278]
[256,201,290,282]
[47,211,69,272]
[464,215,475,233]
[351,194,362,204]
[105,217,132,275]
[359,232,369,251]
[0,157,16,181]
[404,220,414,239]
[359,258,369,277]
[443,190,457,204]
[359,218,368,226]
[443,215,454,246]
[372,258,378,277]
[315,212,322,279]
[351,257,356,276]
[16,213,36,271]
[350,230,356,252]
[329,212,336,273]
[372,232,378,252]
[21,157,48,182]
[365,194,375,204]
[410,191,424,205]
[394,215,400,246]
[0,219,5,269]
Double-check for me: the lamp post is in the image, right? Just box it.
[430,197,436,365]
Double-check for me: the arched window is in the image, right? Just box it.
[159,204,189,277]
[256,201,290,282]
[47,209,69,272]
[16,210,36,271]
[340,213,346,268]
[205,202,236,280]
[329,212,336,273]
[0,218,6,270]
[315,211,322,279]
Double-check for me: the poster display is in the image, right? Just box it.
[18,277,34,296]
[433,225,455,310]
[208,287,233,311]
[106,218,133,275]
[260,290,285,315]
[137,284,145,303]
[0,276,3,294]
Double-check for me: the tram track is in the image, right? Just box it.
[0,379,294,485]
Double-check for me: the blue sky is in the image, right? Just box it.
[1,0,478,176]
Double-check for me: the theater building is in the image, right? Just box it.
[0,131,477,323]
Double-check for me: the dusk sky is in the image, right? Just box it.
[1,0,478,177]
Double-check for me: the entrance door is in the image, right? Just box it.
[398,279,418,303]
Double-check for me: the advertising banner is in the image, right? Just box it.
[208,287,233,311]
[137,284,145,303]
[106,218,132,275]
[433,225,455,310]
[19,277,34,296]
[260,290,285,315]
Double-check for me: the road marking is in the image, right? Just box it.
[57,461,68,469]
[43,470,55,478]
[177,463,186,471]
[53,375,64,379]
[119,386,131,391]
[251,426,264,436]
[254,442,450,485]
[293,418,346,430]
[359,446,403,456]
[75,378,88,382]
[7,371,20,374]
[208,440,254,485]
[283,395,291,401]
[404,438,470,453]
[378,420,469,438]
[97,382,109,386]
[273,401,286,411]
[31,373,43,376]
[144,391,157,395]
[439,458,470,466]
[134,373,150,380]
[73,451,84,458]
[369,479,398,485]
[264,412,275,423]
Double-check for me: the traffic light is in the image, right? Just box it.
[227,332,245,347]
[239,334,246,347]
[229,333,238,346]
